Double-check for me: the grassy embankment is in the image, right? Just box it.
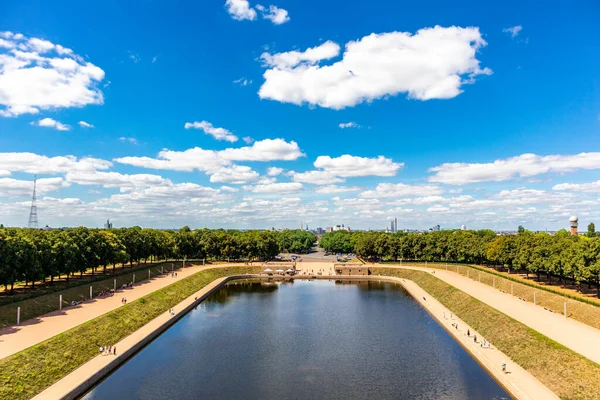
[372,267,600,400]
[0,261,189,328]
[0,266,261,400]
[384,261,600,331]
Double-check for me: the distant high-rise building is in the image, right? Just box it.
[394,217,398,232]
[461,224,467,231]
[390,220,394,232]
[104,219,113,229]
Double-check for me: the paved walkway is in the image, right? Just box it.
[383,264,600,365]
[0,263,242,360]
[392,275,558,400]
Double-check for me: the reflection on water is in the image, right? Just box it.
[83,280,510,400]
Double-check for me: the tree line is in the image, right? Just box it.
[320,228,600,293]
[0,227,315,293]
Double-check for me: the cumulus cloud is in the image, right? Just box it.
[314,155,403,177]
[255,4,290,25]
[220,185,239,192]
[503,25,522,38]
[314,185,361,194]
[225,0,257,21]
[31,117,71,131]
[339,122,360,129]
[209,165,260,184]
[359,183,444,198]
[267,167,283,176]
[291,170,344,185]
[258,26,491,109]
[428,152,600,185]
[0,31,105,117]
[0,177,69,197]
[78,120,94,128]
[184,120,239,142]
[218,139,304,161]
[553,181,600,193]
[0,152,111,175]
[243,182,303,194]
[65,171,170,190]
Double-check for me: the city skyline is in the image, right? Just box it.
[1,1,600,230]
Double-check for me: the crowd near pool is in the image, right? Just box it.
[83,279,510,400]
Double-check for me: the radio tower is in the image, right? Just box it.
[28,174,38,228]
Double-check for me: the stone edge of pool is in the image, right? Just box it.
[33,272,557,400]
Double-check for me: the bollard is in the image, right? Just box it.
[133,273,136,284]
[203,259,205,265]
[90,286,93,300]
[148,270,151,280]
[114,279,116,291]
[425,261,428,267]
[161,265,164,274]
[534,292,536,305]
[564,302,567,317]
[172,264,174,272]
[59,295,62,310]
[17,307,20,325]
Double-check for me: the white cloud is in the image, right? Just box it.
[118,137,138,144]
[291,170,344,185]
[260,41,340,69]
[314,155,402,177]
[65,171,170,190]
[553,181,600,193]
[225,0,257,21]
[78,120,94,128]
[315,185,361,194]
[503,25,522,38]
[234,77,252,86]
[0,177,69,197]
[359,183,444,198]
[428,152,600,185]
[258,26,491,109]
[220,185,239,192]
[339,122,360,129]
[242,136,254,144]
[427,205,449,213]
[219,139,304,161]
[31,117,71,131]
[243,182,303,194]
[0,152,111,175]
[0,32,105,117]
[184,120,239,142]
[209,165,259,184]
[256,4,290,25]
[267,167,283,176]
[115,147,227,172]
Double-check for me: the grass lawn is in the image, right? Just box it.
[372,267,600,400]
[0,266,261,400]
[0,261,187,328]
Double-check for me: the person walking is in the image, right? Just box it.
[467,329,470,337]
[113,347,116,356]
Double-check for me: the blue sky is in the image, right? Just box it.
[0,0,599,230]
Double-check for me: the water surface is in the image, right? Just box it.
[84,279,510,400]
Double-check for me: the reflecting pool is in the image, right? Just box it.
[83,279,510,400]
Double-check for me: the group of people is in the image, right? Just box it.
[168,308,175,316]
[97,289,114,298]
[99,345,116,356]
[121,297,128,304]
[170,272,178,278]
[121,282,133,289]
